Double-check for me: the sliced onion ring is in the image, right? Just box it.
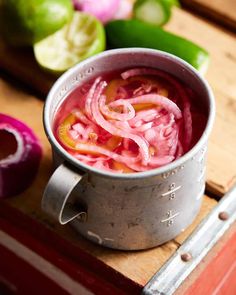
[0,114,42,198]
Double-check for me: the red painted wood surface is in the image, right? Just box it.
[2,198,236,295]
[0,201,141,295]
[0,244,69,295]
[184,225,236,295]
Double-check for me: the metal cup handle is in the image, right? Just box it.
[42,163,87,225]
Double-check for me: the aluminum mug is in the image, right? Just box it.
[42,48,215,250]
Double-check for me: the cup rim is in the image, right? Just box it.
[44,48,215,179]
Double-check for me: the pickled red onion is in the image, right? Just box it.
[74,154,108,162]
[149,155,175,166]
[121,67,193,150]
[99,95,135,120]
[85,77,101,119]
[128,109,159,126]
[111,94,182,119]
[134,122,153,132]
[121,68,177,80]
[91,82,150,164]
[72,122,85,134]
[122,155,175,171]
[75,143,139,164]
[56,67,197,173]
[92,160,122,173]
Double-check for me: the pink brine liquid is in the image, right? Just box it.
[53,67,207,173]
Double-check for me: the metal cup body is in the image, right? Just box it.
[44,48,215,250]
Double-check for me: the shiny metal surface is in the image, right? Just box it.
[42,48,215,250]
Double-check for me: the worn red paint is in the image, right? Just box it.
[0,244,69,295]
[1,200,236,294]
[185,228,236,295]
[0,201,141,295]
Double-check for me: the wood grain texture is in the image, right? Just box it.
[0,77,217,286]
[165,8,236,195]
[181,0,236,32]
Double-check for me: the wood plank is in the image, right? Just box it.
[0,76,217,286]
[166,9,236,101]
[165,9,236,195]
[206,88,236,194]
[181,0,236,32]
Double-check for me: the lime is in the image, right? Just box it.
[0,0,73,46]
[33,11,106,74]
[133,0,171,26]
[133,0,180,27]
[165,0,180,7]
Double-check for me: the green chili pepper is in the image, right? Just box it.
[106,19,209,74]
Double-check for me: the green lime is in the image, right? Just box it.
[165,0,180,7]
[33,11,106,74]
[133,0,171,26]
[133,0,180,27]
[0,0,73,46]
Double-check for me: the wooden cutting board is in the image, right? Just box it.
[1,7,236,195]
[181,0,236,32]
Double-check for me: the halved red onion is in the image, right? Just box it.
[72,0,121,23]
[71,0,81,10]
[0,114,42,198]
[113,0,133,20]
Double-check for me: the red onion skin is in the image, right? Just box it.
[113,0,133,20]
[72,0,81,10]
[0,114,42,198]
[72,0,121,23]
